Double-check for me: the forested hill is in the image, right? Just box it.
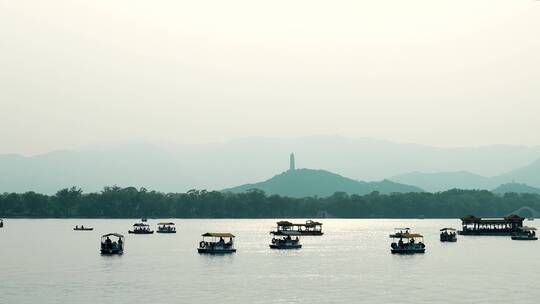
[492,182,540,195]
[1,186,539,218]
[222,169,423,198]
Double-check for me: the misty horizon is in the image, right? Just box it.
[2,135,540,195]
[2,1,540,156]
[3,135,540,157]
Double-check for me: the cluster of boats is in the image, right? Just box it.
[98,221,176,254]
[60,214,540,255]
[127,222,177,234]
[195,220,324,253]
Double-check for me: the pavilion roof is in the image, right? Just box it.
[276,220,322,227]
[461,214,524,223]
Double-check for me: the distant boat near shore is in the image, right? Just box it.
[157,222,176,233]
[270,220,323,236]
[458,215,525,236]
[128,223,154,234]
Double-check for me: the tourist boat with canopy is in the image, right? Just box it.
[157,222,176,233]
[128,223,154,234]
[271,220,323,236]
[100,233,125,255]
[440,228,457,242]
[390,228,426,254]
[270,235,302,249]
[197,233,236,254]
[458,214,524,236]
[511,227,538,241]
[73,225,93,231]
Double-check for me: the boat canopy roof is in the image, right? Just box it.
[102,233,124,238]
[518,226,537,231]
[158,222,175,225]
[390,232,423,238]
[133,223,149,227]
[202,232,235,238]
[440,228,456,231]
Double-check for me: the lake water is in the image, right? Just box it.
[1,219,539,303]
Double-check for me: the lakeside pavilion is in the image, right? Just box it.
[458,214,525,235]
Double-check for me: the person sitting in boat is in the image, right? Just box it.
[76,225,79,229]
[105,237,112,249]
[398,238,404,248]
[219,237,225,244]
[118,238,123,248]
[286,235,292,240]
[81,225,84,229]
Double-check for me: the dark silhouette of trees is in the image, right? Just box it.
[1,187,539,218]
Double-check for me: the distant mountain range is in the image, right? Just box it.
[390,158,540,192]
[222,168,423,198]
[1,136,540,194]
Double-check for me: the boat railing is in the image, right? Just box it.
[201,241,234,249]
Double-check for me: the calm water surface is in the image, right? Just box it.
[1,219,539,303]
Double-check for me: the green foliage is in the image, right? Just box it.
[1,187,539,218]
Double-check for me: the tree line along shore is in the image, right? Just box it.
[0,186,539,218]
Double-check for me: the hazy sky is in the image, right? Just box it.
[1,0,539,155]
